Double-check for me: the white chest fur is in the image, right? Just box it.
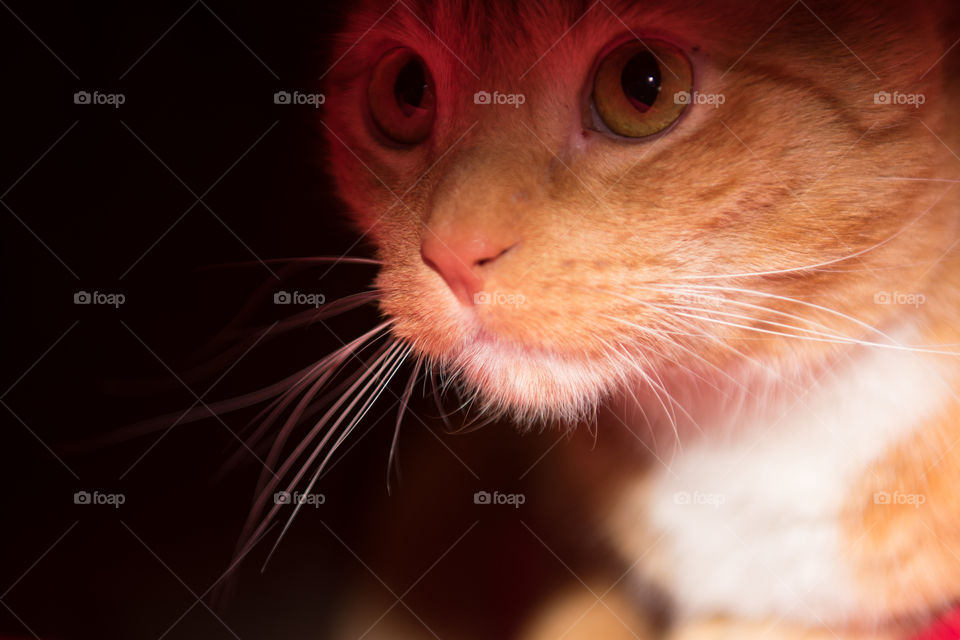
[618,340,952,624]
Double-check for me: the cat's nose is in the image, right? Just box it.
[420,232,514,305]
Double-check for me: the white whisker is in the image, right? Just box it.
[873,176,960,183]
[677,183,956,280]
[261,342,413,568]
[388,355,423,493]
[664,283,959,355]
[236,339,406,565]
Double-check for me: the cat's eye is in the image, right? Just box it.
[368,48,436,145]
[592,39,692,138]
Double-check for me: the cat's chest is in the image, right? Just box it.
[611,338,949,623]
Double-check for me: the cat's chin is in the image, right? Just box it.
[437,331,615,425]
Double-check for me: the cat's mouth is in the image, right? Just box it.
[388,296,618,424]
[378,262,643,423]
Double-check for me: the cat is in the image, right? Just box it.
[317,0,960,637]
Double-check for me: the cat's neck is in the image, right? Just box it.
[608,319,960,627]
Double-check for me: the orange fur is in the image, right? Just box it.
[322,0,960,636]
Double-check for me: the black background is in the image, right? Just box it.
[0,2,600,639]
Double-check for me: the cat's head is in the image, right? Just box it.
[323,0,958,425]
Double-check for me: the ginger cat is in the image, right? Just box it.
[316,0,960,637]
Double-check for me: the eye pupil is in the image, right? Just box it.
[593,39,691,138]
[620,50,661,112]
[369,48,435,144]
[395,60,427,109]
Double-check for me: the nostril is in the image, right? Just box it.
[420,250,440,273]
[420,234,518,305]
[475,243,515,268]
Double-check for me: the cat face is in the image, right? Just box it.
[323,0,958,424]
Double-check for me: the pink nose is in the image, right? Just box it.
[420,232,513,305]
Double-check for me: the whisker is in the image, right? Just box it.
[449,383,503,433]
[641,283,848,336]
[203,256,383,270]
[661,283,960,355]
[585,329,684,447]
[671,310,918,354]
[190,262,312,368]
[229,321,393,464]
[388,354,423,493]
[587,285,761,393]
[233,339,406,563]
[653,301,851,342]
[74,358,344,451]
[245,338,395,497]
[193,291,381,382]
[632,351,683,450]
[615,329,705,440]
[583,286,813,410]
[676,183,955,280]
[79,296,386,455]
[599,312,748,397]
[429,366,456,431]
[246,341,412,566]
[260,342,413,569]
[873,176,960,183]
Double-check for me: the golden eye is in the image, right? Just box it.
[592,39,692,138]
[368,48,436,145]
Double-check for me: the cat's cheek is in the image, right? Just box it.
[377,267,469,345]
